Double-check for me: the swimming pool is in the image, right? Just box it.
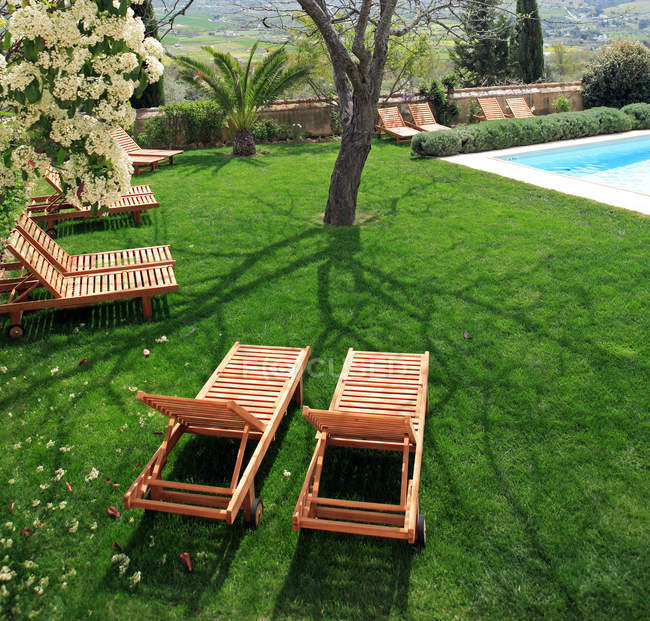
[499,135,650,195]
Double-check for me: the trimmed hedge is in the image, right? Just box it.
[411,107,636,157]
[138,101,224,148]
[621,103,650,129]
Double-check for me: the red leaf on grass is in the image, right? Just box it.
[65,481,72,492]
[39,522,47,529]
[107,506,120,519]
[79,358,88,366]
[112,542,123,552]
[21,529,32,535]
[111,483,120,488]
[134,461,141,469]
[10,502,14,512]
[105,477,111,482]
[179,552,192,572]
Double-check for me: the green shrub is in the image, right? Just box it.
[251,119,282,141]
[582,41,650,109]
[0,183,25,239]
[553,95,571,113]
[139,101,224,147]
[411,130,462,157]
[412,107,636,157]
[621,103,650,129]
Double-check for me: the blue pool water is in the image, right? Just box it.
[499,135,650,195]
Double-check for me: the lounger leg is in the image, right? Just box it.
[9,311,23,325]
[133,210,141,226]
[243,484,255,522]
[292,379,303,407]
[141,296,152,318]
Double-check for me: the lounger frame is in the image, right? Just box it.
[376,107,420,144]
[111,128,184,175]
[293,348,429,544]
[473,97,510,122]
[407,102,450,132]
[27,166,158,232]
[124,342,311,526]
[1,229,177,336]
[506,97,535,118]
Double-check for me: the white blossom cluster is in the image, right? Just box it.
[0,0,163,211]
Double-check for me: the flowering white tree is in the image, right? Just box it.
[0,0,164,212]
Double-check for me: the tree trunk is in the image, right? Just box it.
[323,96,375,226]
[233,129,256,156]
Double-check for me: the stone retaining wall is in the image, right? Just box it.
[134,81,584,144]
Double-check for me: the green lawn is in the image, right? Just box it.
[1,141,648,619]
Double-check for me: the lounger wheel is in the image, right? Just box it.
[8,323,25,338]
[248,498,263,529]
[415,514,426,547]
[46,228,57,238]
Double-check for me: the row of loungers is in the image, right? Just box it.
[377,97,535,144]
[125,342,430,546]
[0,214,178,337]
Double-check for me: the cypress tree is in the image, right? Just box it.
[130,0,165,108]
[516,0,545,83]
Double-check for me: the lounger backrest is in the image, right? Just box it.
[506,97,534,118]
[409,103,437,127]
[137,392,266,432]
[110,128,141,153]
[15,214,71,271]
[304,407,416,443]
[478,97,506,120]
[378,106,407,129]
[6,230,65,297]
[44,166,64,194]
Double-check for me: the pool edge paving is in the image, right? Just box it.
[443,130,650,216]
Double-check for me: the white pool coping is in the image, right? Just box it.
[443,130,650,215]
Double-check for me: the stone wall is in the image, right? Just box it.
[134,81,584,144]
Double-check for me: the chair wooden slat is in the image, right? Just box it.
[506,97,534,118]
[376,107,420,144]
[477,97,506,120]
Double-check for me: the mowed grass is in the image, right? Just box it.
[1,141,648,619]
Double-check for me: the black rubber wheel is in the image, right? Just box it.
[8,323,25,338]
[46,228,57,238]
[415,514,426,547]
[248,498,263,529]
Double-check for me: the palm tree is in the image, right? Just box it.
[175,41,310,156]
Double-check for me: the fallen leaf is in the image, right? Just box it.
[179,552,192,572]
[79,358,88,366]
[134,461,141,469]
[463,331,471,339]
[21,529,32,535]
[105,477,111,482]
[10,502,14,512]
[107,506,120,519]
[65,481,72,492]
[185,327,196,336]
[112,542,123,552]
[111,483,120,488]
[39,522,47,529]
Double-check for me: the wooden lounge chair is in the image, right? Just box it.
[124,342,311,527]
[474,97,508,121]
[14,214,174,275]
[111,128,184,176]
[407,102,450,132]
[0,229,177,337]
[293,347,429,545]
[376,107,420,144]
[27,166,159,235]
[506,97,535,118]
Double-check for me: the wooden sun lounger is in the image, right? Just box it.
[111,128,184,175]
[474,97,509,121]
[0,229,177,337]
[27,166,159,235]
[407,102,450,132]
[293,348,429,545]
[14,214,174,275]
[506,97,535,118]
[124,342,311,527]
[376,107,420,144]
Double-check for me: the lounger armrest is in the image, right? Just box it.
[0,261,22,270]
